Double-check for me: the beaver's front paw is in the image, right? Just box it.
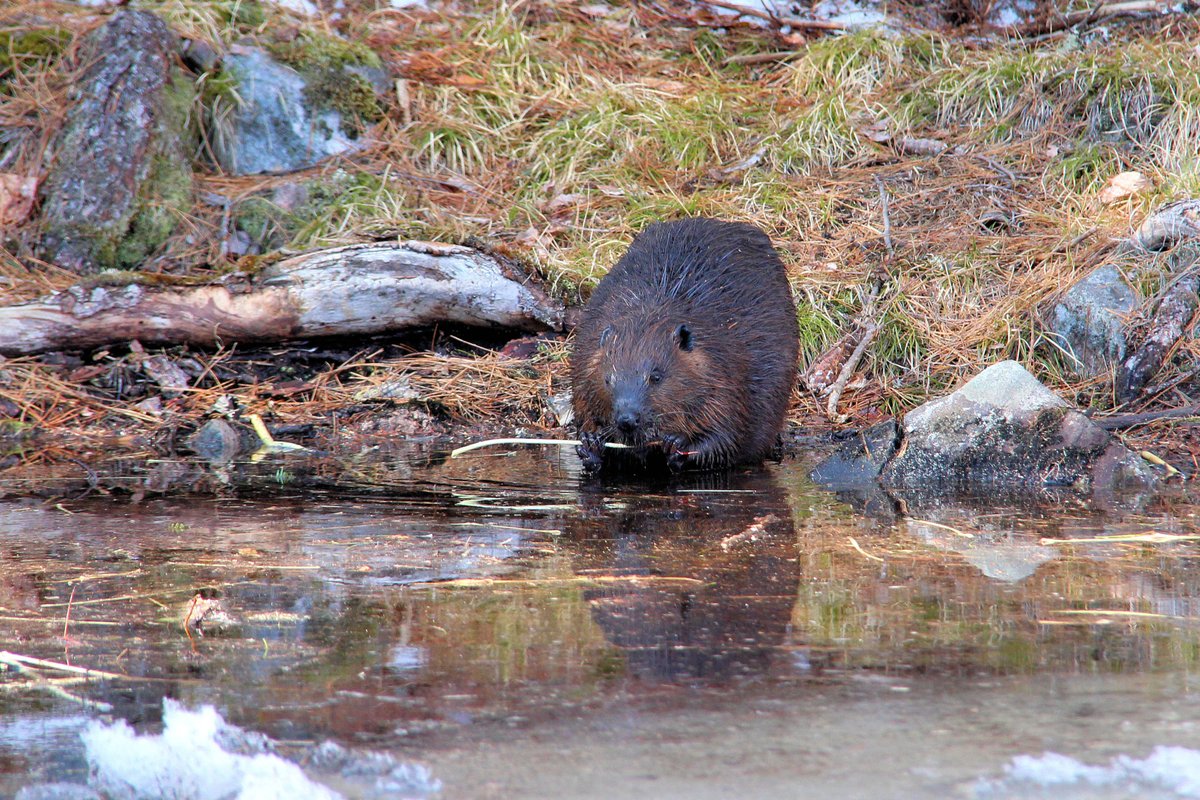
[576,431,605,473]
[662,434,691,473]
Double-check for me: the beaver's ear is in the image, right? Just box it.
[674,324,693,351]
[598,325,614,347]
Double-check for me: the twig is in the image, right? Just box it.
[699,0,846,29]
[824,178,891,418]
[1091,405,1200,429]
[848,536,885,562]
[722,51,802,66]
[62,584,75,641]
[407,575,705,589]
[0,650,129,680]
[1014,0,1172,36]
[449,437,631,458]
[874,175,893,255]
[825,320,880,418]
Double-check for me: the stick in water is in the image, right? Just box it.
[449,438,631,458]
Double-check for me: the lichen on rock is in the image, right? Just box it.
[36,10,195,273]
[210,46,373,175]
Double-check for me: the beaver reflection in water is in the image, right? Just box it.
[571,218,799,473]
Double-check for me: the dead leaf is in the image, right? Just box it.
[1098,171,1153,204]
[857,118,892,143]
[640,77,689,95]
[0,174,36,228]
[544,192,587,214]
[578,3,612,17]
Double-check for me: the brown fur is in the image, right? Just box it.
[571,217,799,472]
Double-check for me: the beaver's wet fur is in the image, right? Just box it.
[571,217,799,473]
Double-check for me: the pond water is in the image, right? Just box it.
[2,445,1200,798]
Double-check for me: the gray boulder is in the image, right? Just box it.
[37,10,194,272]
[1049,259,1139,377]
[211,47,366,175]
[880,360,1155,493]
[811,361,1158,501]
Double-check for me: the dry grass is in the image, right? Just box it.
[2,1,1199,451]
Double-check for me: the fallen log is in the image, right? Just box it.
[0,241,563,356]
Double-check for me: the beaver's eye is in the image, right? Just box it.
[647,370,663,385]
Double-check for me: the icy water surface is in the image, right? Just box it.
[3,446,1200,798]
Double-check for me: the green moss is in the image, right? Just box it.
[264,31,385,132]
[220,0,266,28]
[0,28,71,89]
[303,70,383,134]
[269,30,381,72]
[113,70,196,267]
[233,196,293,250]
[771,95,863,172]
[691,28,727,69]
[286,170,402,248]
[1047,143,1124,194]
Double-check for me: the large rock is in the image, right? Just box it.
[38,11,194,272]
[1049,259,1139,377]
[211,48,366,175]
[880,360,1156,493]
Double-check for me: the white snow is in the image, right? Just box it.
[979,747,1200,798]
[82,700,343,800]
[265,0,321,16]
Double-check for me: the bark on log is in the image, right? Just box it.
[1114,272,1200,404]
[0,241,563,356]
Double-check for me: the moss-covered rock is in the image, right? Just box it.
[36,10,195,273]
[211,47,370,175]
[269,30,386,134]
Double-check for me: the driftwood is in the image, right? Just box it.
[1136,199,1200,252]
[0,241,563,356]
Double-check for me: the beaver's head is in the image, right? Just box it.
[579,314,722,446]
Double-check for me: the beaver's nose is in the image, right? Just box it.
[615,412,639,434]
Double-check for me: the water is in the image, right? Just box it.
[2,445,1199,798]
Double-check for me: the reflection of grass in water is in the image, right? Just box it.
[417,566,621,687]
[785,512,1200,674]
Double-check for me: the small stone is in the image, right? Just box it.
[133,396,164,416]
[271,182,310,212]
[180,38,220,73]
[810,419,900,488]
[140,354,191,397]
[188,418,243,465]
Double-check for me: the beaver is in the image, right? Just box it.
[571,217,799,473]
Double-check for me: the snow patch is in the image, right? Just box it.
[978,747,1200,798]
[265,0,321,16]
[23,700,444,800]
[82,700,340,800]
